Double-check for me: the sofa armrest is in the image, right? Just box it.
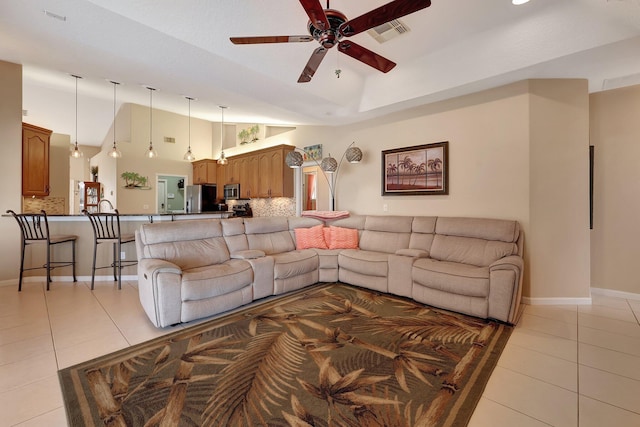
[490,255,523,272]
[139,258,181,278]
[395,248,429,258]
[137,258,182,328]
[231,250,266,260]
[489,255,524,324]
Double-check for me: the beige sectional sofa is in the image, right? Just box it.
[135,215,523,328]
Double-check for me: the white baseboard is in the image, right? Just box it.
[522,296,592,306]
[591,287,640,301]
[0,275,137,288]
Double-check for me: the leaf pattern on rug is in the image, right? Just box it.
[61,284,511,427]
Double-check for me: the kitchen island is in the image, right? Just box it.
[4,211,234,283]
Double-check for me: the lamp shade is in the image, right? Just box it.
[286,151,304,168]
[321,155,338,173]
[345,146,363,163]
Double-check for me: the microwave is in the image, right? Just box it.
[224,183,240,200]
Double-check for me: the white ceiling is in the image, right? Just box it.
[1,0,640,146]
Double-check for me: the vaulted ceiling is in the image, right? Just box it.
[1,0,640,146]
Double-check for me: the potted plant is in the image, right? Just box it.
[91,166,99,182]
[249,124,260,142]
[238,128,250,145]
[121,171,140,187]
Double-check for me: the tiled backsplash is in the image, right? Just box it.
[22,197,65,214]
[228,198,295,217]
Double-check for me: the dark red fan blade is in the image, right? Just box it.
[339,0,431,37]
[299,0,330,31]
[338,41,396,73]
[298,47,328,83]
[230,36,314,44]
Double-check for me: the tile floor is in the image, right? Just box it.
[1,280,639,426]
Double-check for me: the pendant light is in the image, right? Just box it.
[108,81,122,158]
[183,96,196,161]
[145,86,158,158]
[217,105,228,165]
[69,75,84,158]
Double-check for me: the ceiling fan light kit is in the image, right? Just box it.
[230,0,431,83]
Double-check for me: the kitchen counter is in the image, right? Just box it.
[2,211,234,281]
[39,211,234,222]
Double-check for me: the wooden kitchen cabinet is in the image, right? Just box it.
[217,145,294,199]
[22,122,52,197]
[192,159,217,184]
[225,158,240,184]
[256,145,294,198]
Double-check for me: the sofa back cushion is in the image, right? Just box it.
[222,218,249,253]
[435,217,520,243]
[138,219,230,270]
[430,217,520,267]
[409,216,437,251]
[144,238,231,270]
[359,215,412,254]
[139,219,222,244]
[244,217,295,254]
[429,235,518,267]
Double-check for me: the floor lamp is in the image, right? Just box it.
[286,142,363,212]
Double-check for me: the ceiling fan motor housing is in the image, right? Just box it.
[307,9,346,48]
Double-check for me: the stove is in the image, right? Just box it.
[232,203,253,218]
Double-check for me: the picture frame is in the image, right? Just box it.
[382,141,449,195]
[303,144,322,162]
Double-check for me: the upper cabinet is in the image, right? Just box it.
[256,146,294,198]
[22,123,52,197]
[233,145,294,199]
[192,159,217,184]
[193,145,295,199]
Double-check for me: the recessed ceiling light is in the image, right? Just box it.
[512,0,530,5]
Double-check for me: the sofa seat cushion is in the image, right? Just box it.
[272,250,318,280]
[181,259,253,301]
[413,258,489,298]
[338,249,388,277]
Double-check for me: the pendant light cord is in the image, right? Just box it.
[149,88,153,146]
[113,81,117,147]
[75,75,78,146]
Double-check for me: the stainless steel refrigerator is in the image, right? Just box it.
[185,184,217,213]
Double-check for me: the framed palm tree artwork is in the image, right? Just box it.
[382,141,448,195]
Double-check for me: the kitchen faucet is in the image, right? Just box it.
[98,199,114,212]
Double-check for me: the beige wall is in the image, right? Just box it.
[590,85,640,295]
[0,61,23,284]
[0,61,610,300]
[528,80,591,299]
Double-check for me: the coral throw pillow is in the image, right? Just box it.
[295,225,328,249]
[328,226,359,249]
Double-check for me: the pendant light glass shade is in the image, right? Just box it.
[145,87,158,158]
[69,75,84,158]
[183,96,196,161]
[108,81,122,159]
[217,106,228,165]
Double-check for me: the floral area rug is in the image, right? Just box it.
[59,283,512,426]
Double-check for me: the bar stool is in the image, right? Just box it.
[83,209,137,290]
[7,209,77,291]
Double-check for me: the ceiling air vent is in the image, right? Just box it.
[164,137,175,144]
[367,19,410,43]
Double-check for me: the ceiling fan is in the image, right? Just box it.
[230,0,432,83]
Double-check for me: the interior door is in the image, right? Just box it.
[157,179,167,213]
